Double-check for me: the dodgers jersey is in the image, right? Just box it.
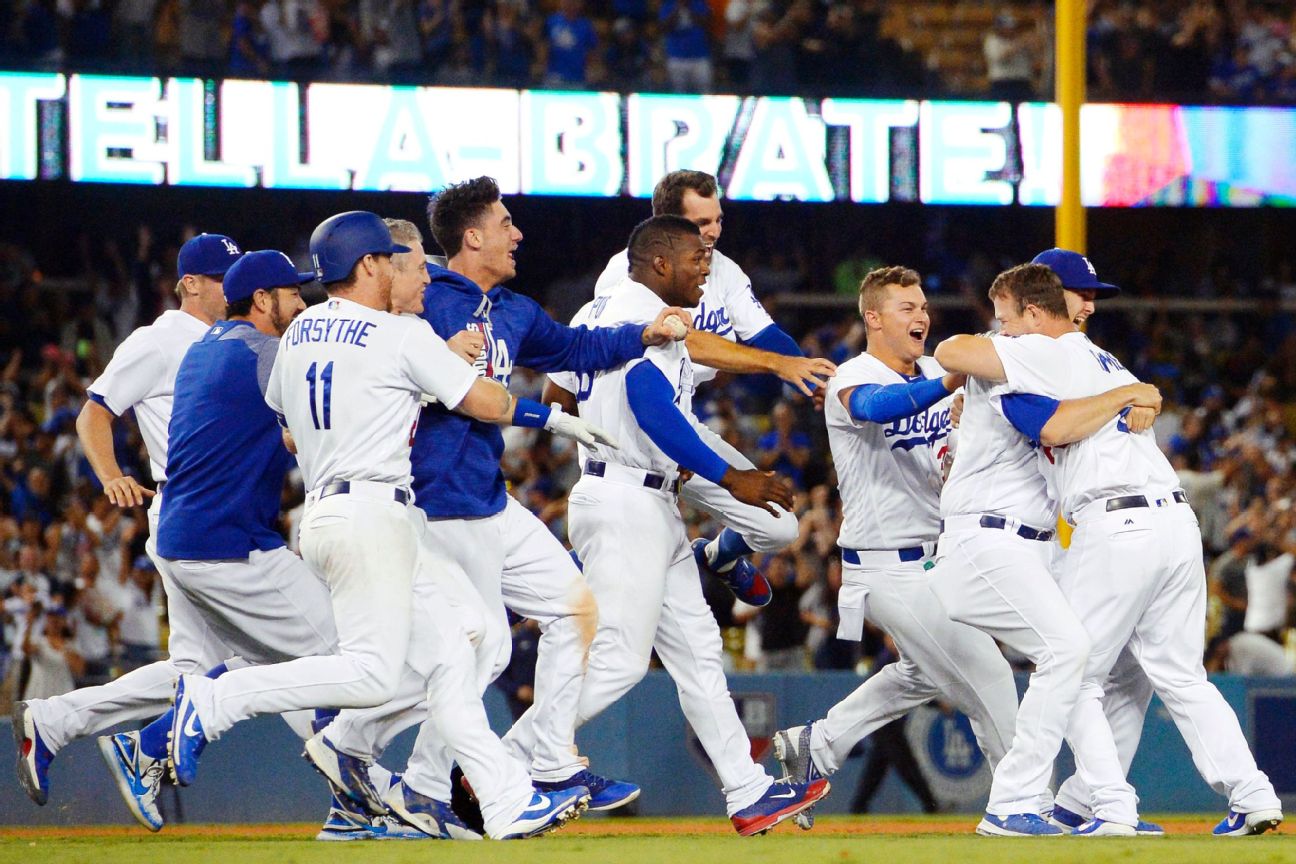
[994,331,1180,521]
[827,354,953,549]
[551,282,693,475]
[158,321,292,560]
[410,266,645,519]
[596,247,773,383]
[941,335,1056,529]
[86,310,210,481]
[266,296,477,493]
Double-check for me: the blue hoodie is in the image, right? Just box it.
[411,265,645,519]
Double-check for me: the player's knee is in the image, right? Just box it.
[568,584,598,650]
[1052,630,1091,676]
[745,512,799,553]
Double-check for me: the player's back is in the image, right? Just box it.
[826,353,951,548]
[89,309,209,481]
[268,297,466,493]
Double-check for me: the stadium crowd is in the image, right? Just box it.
[1,0,1295,103]
[2,214,1296,712]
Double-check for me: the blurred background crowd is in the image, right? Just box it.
[1,0,1294,103]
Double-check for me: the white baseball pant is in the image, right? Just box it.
[683,423,798,552]
[561,472,772,814]
[808,554,1019,775]
[1060,500,1280,824]
[935,518,1092,817]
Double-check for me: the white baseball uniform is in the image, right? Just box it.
[24,310,222,752]
[594,249,797,552]
[994,331,1281,824]
[804,353,1019,776]
[932,336,1092,818]
[519,280,776,814]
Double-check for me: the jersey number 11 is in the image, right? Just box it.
[306,361,334,430]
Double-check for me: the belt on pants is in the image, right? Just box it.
[315,480,411,506]
[1105,490,1189,512]
[841,544,935,567]
[583,459,682,495]
[940,514,1055,542]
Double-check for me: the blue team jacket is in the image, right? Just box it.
[410,266,645,519]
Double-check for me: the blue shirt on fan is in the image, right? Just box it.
[158,321,292,560]
[411,265,645,520]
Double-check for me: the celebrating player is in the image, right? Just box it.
[14,233,242,807]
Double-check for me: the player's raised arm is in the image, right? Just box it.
[839,374,966,425]
[684,330,835,397]
[933,334,1006,382]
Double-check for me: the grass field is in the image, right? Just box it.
[3,816,1294,864]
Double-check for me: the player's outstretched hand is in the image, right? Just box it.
[447,329,485,365]
[544,405,620,449]
[720,468,795,516]
[949,393,966,428]
[774,356,836,398]
[1125,405,1157,433]
[642,307,692,346]
[103,476,155,508]
[1125,382,1162,414]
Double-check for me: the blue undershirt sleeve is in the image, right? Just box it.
[743,323,803,357]
[625,362,730,484]
[847,377,952,424]
[1000,393,1062,444]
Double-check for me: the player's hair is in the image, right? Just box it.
[988,263,1069,319]
[651,170,719,217]
[225,296,255,318]
[427,176,501,259]
[383,218,423,261]
[627,215,702,271]
[858,266,922,319]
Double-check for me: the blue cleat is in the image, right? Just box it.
[1213,808,1283,836]
[692,538,771,607]
[1134,819,1166,836]
[1047,804,1084,830]
[496,787,590,839]
[730,777,831,836]
[535,769,639,813]
[383,776,482,840]
[976,812,1066,836]
[1074,819,1137,837]
[303,731,388,816]
[12,702,54,806]
[773,724,824,830]
[97,732,165,831]
[168,675,210,786]
[315,792,424,841]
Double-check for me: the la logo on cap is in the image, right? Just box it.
[221,238,240,256]
[1083,257,1096,275]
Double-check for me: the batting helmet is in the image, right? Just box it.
[309,211,411,284]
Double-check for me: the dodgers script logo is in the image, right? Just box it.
[885,403,952,453]
[465,320,512,385]
[692,299,733,337]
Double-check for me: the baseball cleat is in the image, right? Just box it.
[1074,818,1137,837]
[773,724,823,830]
[303,732,388,817]
[383,776,482,840]
[12,701,53,806]
[1134,819,1166,836]
[976,812,1066,836]
[730,777,830,837]
[1212,808,1283,836]
[692,538,771,607]
[535,769,639,812]
[1047,804,1084,831]
[316,792,426,841]
[97,732,165,831]
[168,674,210,786]
[496,787,590,840]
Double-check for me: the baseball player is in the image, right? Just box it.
[768,266,1019,829]
[594,170,830,606]
[13,233,242,807]
[548,215,830,835]
[942,263,1284,836]
[95,249,334,832]
[164,212,594,840]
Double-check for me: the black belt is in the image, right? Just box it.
[1105,490,1189,512]
[583,460,682,495]
[842,546,928,565]
[941,515,1055,542]
[318,480,411,505]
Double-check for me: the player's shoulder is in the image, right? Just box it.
[707,249,749,290]
[595,249,631,292]
[916,355,947,378]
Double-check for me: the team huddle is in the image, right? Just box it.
[9,169,1284,840]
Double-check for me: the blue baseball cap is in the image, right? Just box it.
[178,233,243,277]
[309,211,411,284]
[1031,248,1121,296]
[223,250,316,303]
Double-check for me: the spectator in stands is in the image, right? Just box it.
[751,0,810,95]
[494,615,541,720]
[359,0,422,81]
[541,0,598,87]
[177,0,226,78]
[660,0,712,93]
[417,0,457,79]
[115,555,160,672]
[230,1,272,77]
[112,0,158,68]
[606,16,648,90]
[756,401,811,489]
[261,0,326,78]
[20,603,81,699]
[982,9,1037,101]
[485,0,538,88]
[722,0,756,91]
[17,0,61,67]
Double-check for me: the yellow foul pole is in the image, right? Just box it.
[1055,0,1085,253]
